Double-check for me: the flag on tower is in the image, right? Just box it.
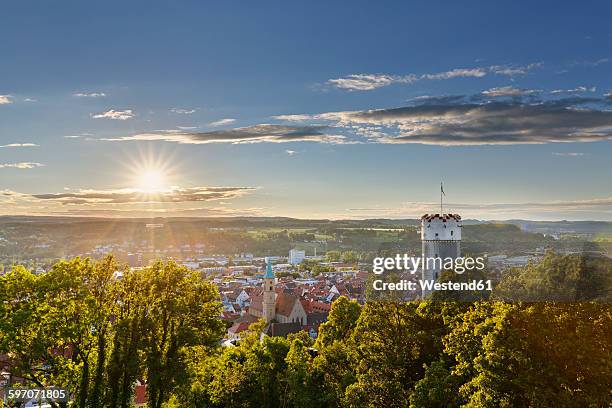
[440,182,445,214]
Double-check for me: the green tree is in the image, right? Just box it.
[341,251,358,264]
[316,296,361,348]
[140,261,224,408]
[343,302,446,408]
[325,250,341,263]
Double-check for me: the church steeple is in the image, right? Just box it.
[264,261,275,279]
[262,261,276,322]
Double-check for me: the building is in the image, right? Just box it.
[421,213,462,298]
[250,262,308,325]
[262,262,276,322]
[288,249,306,265]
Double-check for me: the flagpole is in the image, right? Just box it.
[440,182,443,214]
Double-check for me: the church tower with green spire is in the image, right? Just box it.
[263,261,276,322]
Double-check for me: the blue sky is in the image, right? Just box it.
[0,1,611,220]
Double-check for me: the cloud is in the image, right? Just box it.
[23,98,37,102]
[550,86,596,94]
[327,68,484,91]
[276,96,612,145]
[31,206,267,218]
[286,149,297,156]
[91,109,135,120]
[208,118,237,126]
[273,114,316,122]
[327,74,417,91]
[74,92,106,98]
[345,196,612,220]
[552,152,585,157]
[421,67,487,80]
[63,133,94,139]
[1,184,262,217]
[101,124,349,144]
[26,186,256,205]
[0,143,39,148]
[489,62,543,76]
[482,86,540,97]
[0,162,45,169]
[0,95,13,104]
[326,62,542,91]
[170,108,196,114]
[571,58,609,67]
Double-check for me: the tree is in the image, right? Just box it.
[325,251,341,263]
[316,296,361,348]
[343,302,446,408]
[0,257,120,408]
[285,338,323,408]
[0,257,225,408]
[140,261,224,408]
[493,251,612,301]
[341,251,358,264]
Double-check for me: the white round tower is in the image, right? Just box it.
[421,213,462,297]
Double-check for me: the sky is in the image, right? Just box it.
[0,0,611,220]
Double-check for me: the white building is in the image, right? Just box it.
[421,213,462,298]
[288,249,306,265]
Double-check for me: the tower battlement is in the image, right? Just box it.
[421,213,462,241]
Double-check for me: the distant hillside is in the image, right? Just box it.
[501,220,612,235]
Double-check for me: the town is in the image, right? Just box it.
[1,215,609,346]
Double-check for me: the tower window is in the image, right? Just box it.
[435,233,439,237]
[451,230,454,236]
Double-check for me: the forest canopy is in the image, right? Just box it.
[0,252,610,407]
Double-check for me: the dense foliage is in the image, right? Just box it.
[0,252,610,407]
[0,257,224,408]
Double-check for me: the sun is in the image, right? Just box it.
[123,147,178,193]
[136,168,167,192]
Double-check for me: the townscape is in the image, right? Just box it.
[1,216,609,347]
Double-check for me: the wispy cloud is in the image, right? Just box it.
[552,152,585,157]
[421,67,487,80]
[74,92,106,98]
[0,143,39,148]
[0,162,45,169]
[489,62,543,76]
[0,186,262,217]
[24,186,256,205]
[570,58,609,67]
[101,124,349,144]
[63,133,93,139]
[208,118,237,127]
[481,86,540,97]
[170,108,196,114]
[327,74,417,91]
[91,109,135,120]
[346,196,612,219]
[0,95,13,104]
[327,62,542,91]
[550,86,596,94]
[275,95,612,146]
[286,149,298,156]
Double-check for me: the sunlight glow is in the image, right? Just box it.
[137,168,167,192]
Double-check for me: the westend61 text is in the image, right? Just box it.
[372,279,493,292]
[372,254,486,274]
